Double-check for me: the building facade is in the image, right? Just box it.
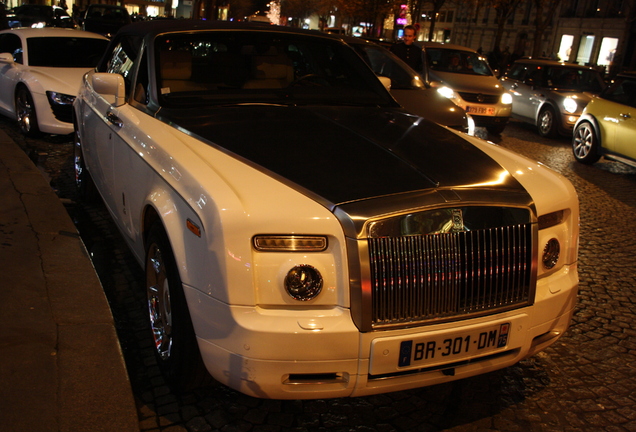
[417,0,635,74]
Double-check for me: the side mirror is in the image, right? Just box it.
[0,52,14,63]
[524,77,536,87]
[378,75,391,90]
[91,73,126,107]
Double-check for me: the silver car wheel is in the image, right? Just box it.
[538,107,557,137]
[147,243,173,361]
[15,87,39,136]
[573,124,592,159]
[572,121,601,164]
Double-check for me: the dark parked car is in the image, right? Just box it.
[82,4,131,38]
[501,59,606,137]
[9,5,75,28]
[419,42,512,135]
[346,37,474,134]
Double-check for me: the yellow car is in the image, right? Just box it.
[573,72,636,166]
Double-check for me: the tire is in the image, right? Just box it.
[145,223,209,391]
[486,124,506,135]
[537,106,558,137]
[15,86,41,137]
[73,126,99,202]
[572,121,601,165]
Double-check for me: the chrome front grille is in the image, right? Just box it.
[368,223,533,327]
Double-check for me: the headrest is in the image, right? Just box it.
[253,57,292,80]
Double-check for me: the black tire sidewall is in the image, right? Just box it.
[538,106,558,138]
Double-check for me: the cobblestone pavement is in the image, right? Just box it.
[4,115,636,432]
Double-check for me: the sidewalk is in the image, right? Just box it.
[0,129,139,432]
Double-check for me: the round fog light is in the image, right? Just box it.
[542,238,560,269]
[285,264,323,301]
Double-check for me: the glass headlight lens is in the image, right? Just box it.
[563,97,578,114]
[285,265,323,301]
[437,86,455,99]
[542,238,561,269]
[501,92,513,104]
[47,91,76,106]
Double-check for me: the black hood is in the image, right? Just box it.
[159,105,525,206]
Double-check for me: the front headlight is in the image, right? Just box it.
[501,92,513,104]
[436,86,456,99]
[563,97,578,114]
[284,264,323,301]
[46,91,76,106]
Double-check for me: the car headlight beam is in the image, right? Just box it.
[436,86,456,99]
[563,97,578,114]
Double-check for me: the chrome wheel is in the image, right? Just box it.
[144,223,206,391]
[147,242,173,361]
[15,87,40,137]
[572,121,601,164]
[538,107,557,137]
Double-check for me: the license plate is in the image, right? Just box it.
[398,322,511,368]
[466,106,495,115]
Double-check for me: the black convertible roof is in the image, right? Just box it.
[114,19,342,41]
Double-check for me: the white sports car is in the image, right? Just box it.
[0,28,108,136]
[73,20,580,400]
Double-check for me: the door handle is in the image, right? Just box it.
[107,110,123,128]
[620,113,631,119]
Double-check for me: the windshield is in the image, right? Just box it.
[155,31,395,108]
[542,67,605,92]
[352,44,423,90]
[27,37,107,67]
[426,48,493,76]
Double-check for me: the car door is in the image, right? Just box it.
[503,63,542,120]
[609,78,636,160]
[0,33,23,117]
[88,34,145,239]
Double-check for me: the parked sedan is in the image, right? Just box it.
[572,72,636,166]
[419,42,512,135]
[74,20,579,399]
[82,4,132,38]
[0,28,108,136]
[9,4,75,28]
[346,37,474,135]
[501,59,606,137]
